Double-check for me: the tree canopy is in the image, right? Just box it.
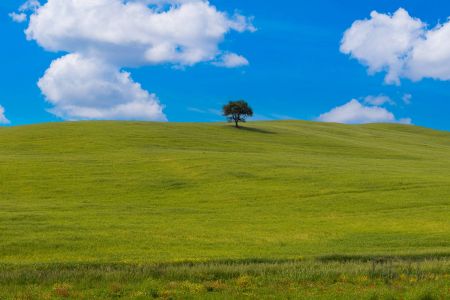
[222,100,253,128]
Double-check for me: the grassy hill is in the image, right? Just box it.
[0,121,449,299]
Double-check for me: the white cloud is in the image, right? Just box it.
[9,0,40,23]
[364,95,395,106]
[25,0,254,66]
[341,8,450,84]
[15,0,254,121]
[9,12,27,23]
[0,105,10,124]
[38,54,166,121]
[317,99,411,124]
[19,0,40,12]
[341,8,424,84]
[402,93,412,105]
[213,53,249,68]
[406,23,450,81]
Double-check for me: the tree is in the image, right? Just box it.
[222,100,253,128]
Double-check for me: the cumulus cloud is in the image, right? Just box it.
[20,0,41,11]
[14,0,254,121]
[9,12,27,23]
[317,99,411,124]
[213,53,249,68]
[364,95,395,106]
[341,8,450,84]
[25,0,254,66]
[0,105,10,124]
[9,0,40,23]
[38,54,166,121]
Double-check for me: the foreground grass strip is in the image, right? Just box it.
[0,258,449,299]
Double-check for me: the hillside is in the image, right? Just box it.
[1,121,449,263]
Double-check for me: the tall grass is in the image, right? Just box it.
[1,257,449,299]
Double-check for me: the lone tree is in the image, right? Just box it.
[223,100,253,128]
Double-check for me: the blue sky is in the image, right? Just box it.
[1,0,450,130]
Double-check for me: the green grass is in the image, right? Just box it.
[0,120,449,298]
[1,259,449,299]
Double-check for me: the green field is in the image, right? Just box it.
[0,121,449,299]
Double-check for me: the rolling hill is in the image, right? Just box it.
[0,121,449,299]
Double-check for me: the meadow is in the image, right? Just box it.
[0,121,449,299]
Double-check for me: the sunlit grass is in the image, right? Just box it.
[0,120,449,298]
